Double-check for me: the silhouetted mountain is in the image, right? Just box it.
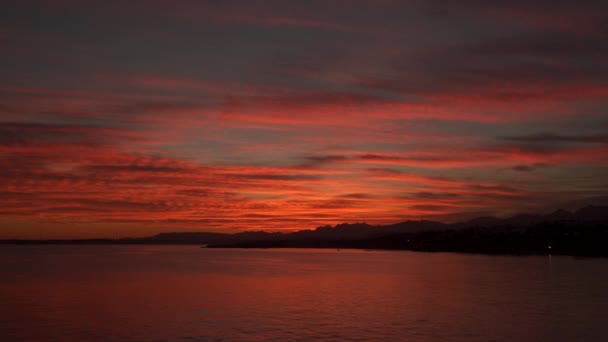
[207,206,608,257]
[141,232,234,244]
[378,220,448,235]
[3,206,607,257]
[548,209,573,221]
[310,222,374,239]
[575,205,608,221]
[459,216,503,228]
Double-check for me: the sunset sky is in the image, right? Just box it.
[2,1,607,238]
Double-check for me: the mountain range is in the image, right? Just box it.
[3,206,607,257]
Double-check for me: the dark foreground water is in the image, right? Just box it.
[1,246,607,341]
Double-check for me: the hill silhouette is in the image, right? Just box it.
[206,205,608,257]
[3,206,607,257]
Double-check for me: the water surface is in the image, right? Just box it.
[1,246,607,341]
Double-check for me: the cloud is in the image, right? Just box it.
[413,192,462,200]
[336,193,371,199]
[499,132,608,144]
[425,0,608,35]
[304,155,350,164]
[2,0,608,237]
[510,165,536,172]
[409,204,453,212]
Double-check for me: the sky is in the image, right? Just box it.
[1,0,607,239]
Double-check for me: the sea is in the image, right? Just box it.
[1,245,607,341]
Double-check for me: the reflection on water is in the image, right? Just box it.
[1,246,607,341]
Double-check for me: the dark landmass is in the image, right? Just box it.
[2,206,608,257]
[0,231,282,246]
